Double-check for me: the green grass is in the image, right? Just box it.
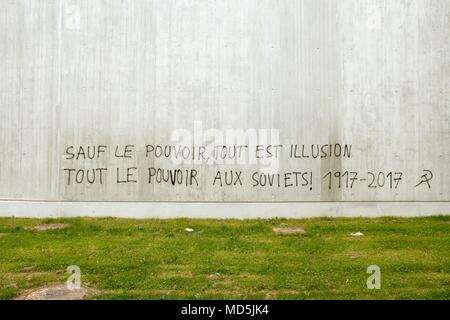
[0,216,449,300]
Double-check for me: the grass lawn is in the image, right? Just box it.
[0,216,449,300]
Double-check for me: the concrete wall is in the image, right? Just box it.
[1,0,449,217]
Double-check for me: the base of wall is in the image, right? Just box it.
[0,201,448,219]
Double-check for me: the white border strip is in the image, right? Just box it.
[0,201,448,219]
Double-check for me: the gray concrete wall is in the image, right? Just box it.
[0,0,449,217]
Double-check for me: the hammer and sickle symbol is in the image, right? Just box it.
[414,170,433,189]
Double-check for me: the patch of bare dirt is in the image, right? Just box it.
[16,285,88,300]
[207,274,233,287]
[207,273,221,280]
[272,227,305,235]
[160,271,193,278]
[20,266,36,272]
[32,223,70,231]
